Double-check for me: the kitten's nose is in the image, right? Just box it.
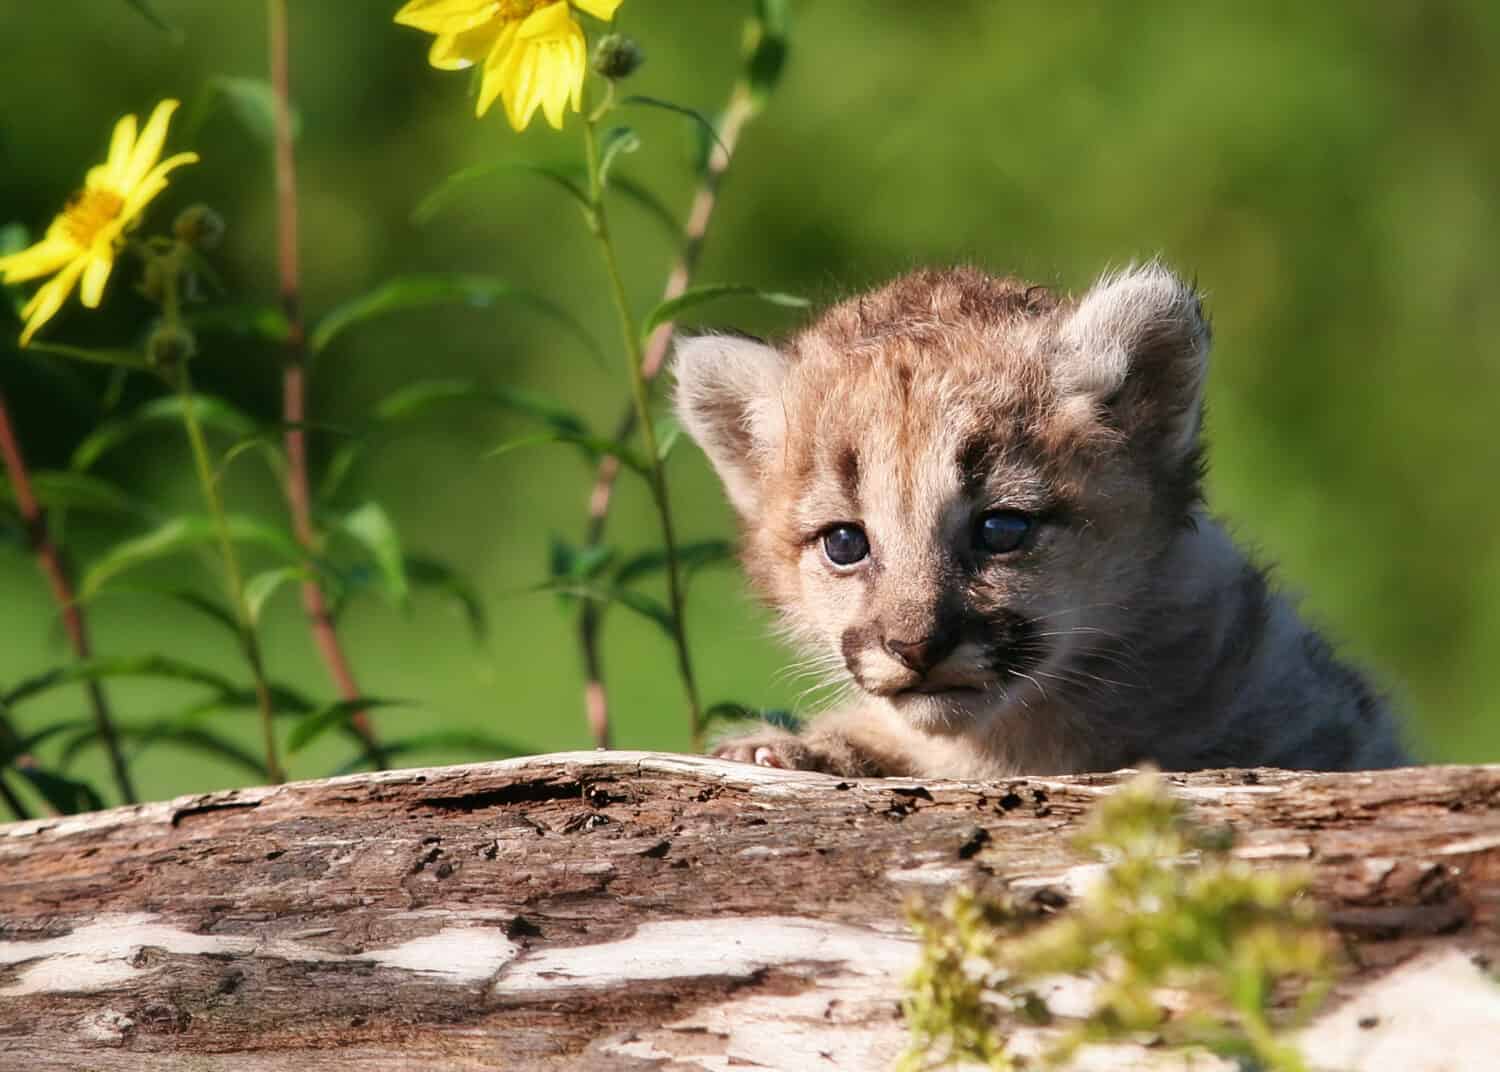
[883,633,955,674]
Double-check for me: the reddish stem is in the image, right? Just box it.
[268,0,385,765]
[0,390,135,804]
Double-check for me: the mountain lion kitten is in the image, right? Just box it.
[674,264,1407,777]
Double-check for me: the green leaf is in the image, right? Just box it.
[340,503,407,608]
[123,0,180,37]
[187,302,292,344]
[72,394,259,473]
[654,415,682,461]
[598,125,642,189]
[537,579,675,636]
[608,175,680,239]
[319,378,589,506]
[68,721,268,780]
[286,697,407,756]
[413,160,589,223]
[615,539,734,587]
[105,584,242,641]
[406,554,489,643]
[311,274,599,358]
[25,342,151,372]
[622,95,730,158]
[488,431,649,476]
[0,471,144,518]
[330,730,527,775]
[244,566,307,626]
[81,515,302,600]
[217,434,289,483]
[186,76,296,145]
[704,702,802,734]
[3,654,238,708]
[642,284,809,338]
[745,0,792,110]
[12,764,104,814]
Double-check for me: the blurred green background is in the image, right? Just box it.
[2,1,1497,807]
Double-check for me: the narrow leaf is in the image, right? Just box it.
[3,655,238,707]
[609,175,680,239]
[81,515,302,600]
[622,95,730,157]
[413,160,589,224]
[0,472,144,518]
[340,503,408,607]
[330,730,527,775]
[615,539,734,587]
[69,721,268,780]
[187,302,292,344]
[72,394,259,473]
[598,126,641,189]
[406,555,488,643]
[186,76,297,145]
[642,284,808,338]
[12,764,104,815]
[488,431,649,476]
[654,415,682,461]
[26,342,150,372]
[311,274,598,358]
[245,566,307,625]
[122,0,179,37]
[538,580,675,636]
[286,698,407,755]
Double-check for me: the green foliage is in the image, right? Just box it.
[901,774,1331,1071]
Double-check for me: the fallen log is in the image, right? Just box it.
[1,753,1498,1070]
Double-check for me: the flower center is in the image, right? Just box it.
[62,188,126,248]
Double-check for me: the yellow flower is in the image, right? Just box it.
[0,100,198,347]
[395,0,623,131]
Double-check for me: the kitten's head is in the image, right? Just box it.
[675,264,1210,733]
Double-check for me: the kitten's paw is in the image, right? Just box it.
[711,731,817,771]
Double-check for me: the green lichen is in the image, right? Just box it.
[900,773,1332,1071]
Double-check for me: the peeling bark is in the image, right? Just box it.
[1,754,1498,1070]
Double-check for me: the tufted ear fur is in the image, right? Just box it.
[1060,262,1211,461]
[672,334,790,518]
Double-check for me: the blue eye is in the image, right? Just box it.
[976,511,1032,554]
[822,524,870,566]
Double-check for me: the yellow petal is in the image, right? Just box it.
[79,255,114,309]
[429,17,505,70]
[103,112,138,187]
[118,151,199,225]
[506,43,541,130]
[539,23,587,128]
[518,1,574,38]
[476,21,521,117]
[17,257,86,347]
[0,237,76,283]
[570,0,622,21]
[395,0,498,35]
[121,99,181,193]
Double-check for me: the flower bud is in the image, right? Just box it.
[173,204,226,251]
[146,321,197,369]
[592,34,644,81]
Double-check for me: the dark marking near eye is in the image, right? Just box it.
[957,435,1001,497]
[835,445,861,510]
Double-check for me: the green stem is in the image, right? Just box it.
[160,253,285,784]
[582,117,704,750]
[174,366,285,784]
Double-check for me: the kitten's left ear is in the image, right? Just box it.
[1060,262,1210,459]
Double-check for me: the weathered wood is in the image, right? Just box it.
[1,753,1498,1070]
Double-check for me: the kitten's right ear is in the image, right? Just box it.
[673,334,789,517]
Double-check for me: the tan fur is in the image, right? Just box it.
[676,264,1408,777]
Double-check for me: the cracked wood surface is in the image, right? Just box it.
[1,753,1498,1070]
